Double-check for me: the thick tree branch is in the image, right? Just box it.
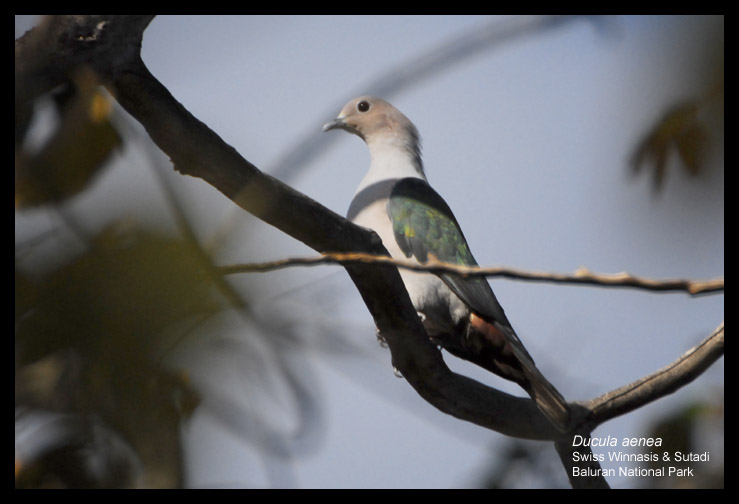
[219,252,724,296]
[555,436,613,489]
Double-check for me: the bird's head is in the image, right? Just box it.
[323,96,420,148]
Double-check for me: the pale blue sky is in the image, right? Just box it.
[15,15,723,488]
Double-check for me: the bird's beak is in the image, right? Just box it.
[322,117,345,132]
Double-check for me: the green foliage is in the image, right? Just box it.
[631,100,708,190]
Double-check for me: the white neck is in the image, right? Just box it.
[355,136,426,194]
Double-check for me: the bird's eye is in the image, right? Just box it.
[357,100,370,113]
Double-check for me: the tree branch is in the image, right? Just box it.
[218,252,724,296]
[582,321,724,428]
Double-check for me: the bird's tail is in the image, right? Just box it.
[487,319,570,432]
[519,362,570,432]
[465,314,570,431]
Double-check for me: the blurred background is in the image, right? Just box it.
[15,15,723,488]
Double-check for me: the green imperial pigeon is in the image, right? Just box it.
[323,96,570,432]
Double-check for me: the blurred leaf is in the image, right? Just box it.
[631,100,708,190]
[15,68,122,208]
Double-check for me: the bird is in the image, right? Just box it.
[323,96,570,432]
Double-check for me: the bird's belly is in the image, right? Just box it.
[351,199,468,335]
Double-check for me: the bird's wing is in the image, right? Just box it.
[387,177,514,330]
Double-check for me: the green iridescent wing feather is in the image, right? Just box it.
[389,191,474,266]
[387,178,512,328]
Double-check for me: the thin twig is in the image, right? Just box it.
[219,252,724,296]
